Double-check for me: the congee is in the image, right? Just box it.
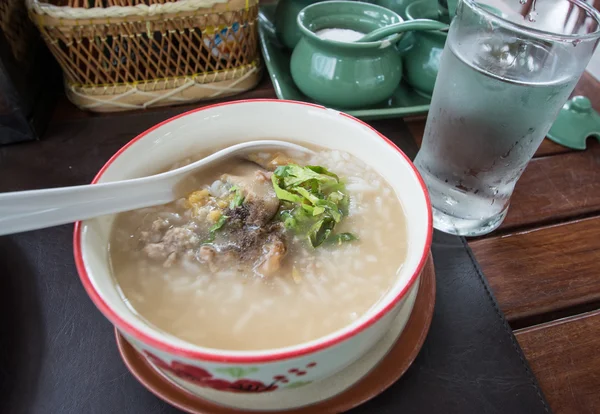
[109,146,407,350]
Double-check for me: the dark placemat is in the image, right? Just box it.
[0,110,550,413]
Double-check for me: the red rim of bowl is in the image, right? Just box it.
[73,99,433,363]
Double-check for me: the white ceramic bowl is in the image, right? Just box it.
[74,100,432,401]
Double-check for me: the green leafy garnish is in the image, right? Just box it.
[280,210,297,229]
[206,214,228,243]
[329,233,358,245]
[272,179,304,203]
[271,164,354,248]
[229,185,245,209]
[308,217,335,248]
[210,214,228,232]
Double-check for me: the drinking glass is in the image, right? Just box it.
[414,0,600,236]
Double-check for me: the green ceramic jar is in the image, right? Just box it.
[275,0,323,50]
[290,1,404,109]
[402,0,449,98]
[402,1,504,97]
[372,0,419,19]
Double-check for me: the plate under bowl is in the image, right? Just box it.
[116,253,436,413]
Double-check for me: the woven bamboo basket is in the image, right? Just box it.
[26,0,262,112]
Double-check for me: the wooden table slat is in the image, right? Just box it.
[516,309,600,414]
[500,140,600,230]
[471,215,600,325]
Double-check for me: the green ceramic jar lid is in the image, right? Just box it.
[547,96,600,150]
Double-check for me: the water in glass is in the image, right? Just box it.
[415,29,580,235]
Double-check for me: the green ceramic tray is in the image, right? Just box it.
[258,4,431,120]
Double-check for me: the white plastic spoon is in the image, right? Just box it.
[0,140,314,236]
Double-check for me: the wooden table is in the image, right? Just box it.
[27,67,600,414]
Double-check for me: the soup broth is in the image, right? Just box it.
[109,146,407,351]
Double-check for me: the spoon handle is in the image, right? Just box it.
[358,19,450,43]
[0,177,175,236]
[0,140,314,236]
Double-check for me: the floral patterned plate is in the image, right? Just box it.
[116,253,435,413]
